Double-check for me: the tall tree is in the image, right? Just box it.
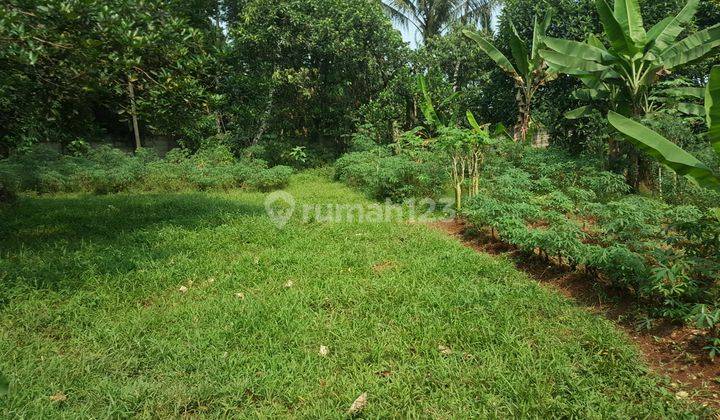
[382,0,498,43]
[225,0,408,153]
[1,0,219,151]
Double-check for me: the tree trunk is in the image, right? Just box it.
[514,89,531,143]
[127,79,141,150]
[205,103,224,135]
[608,136,621,172]
[252,83,275,145]
[452,60,461,93]
[455,183,462,211]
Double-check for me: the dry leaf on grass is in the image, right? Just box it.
[347,392,367,415]
[676,390,689,399]
[284,280,294,288]
[319,345,329,357]
[178,286,188,293]
[438,345,452,356]
[49,392,67,403]
[235,292,245,300]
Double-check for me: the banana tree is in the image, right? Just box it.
[539,0,720,188]
[541,0,720,119]
[463,13,555,143]
[608,65,720,190]
[417,75,460,132]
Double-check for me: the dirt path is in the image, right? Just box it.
[429,219,720,411]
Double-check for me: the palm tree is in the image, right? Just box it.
[382,0,498,44]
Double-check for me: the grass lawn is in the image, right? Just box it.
[0,170,697,417]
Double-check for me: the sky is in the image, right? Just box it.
[393,6,502,49]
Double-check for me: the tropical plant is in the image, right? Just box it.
[539,0,720,188]
[541,0,720,119]
[417,76,492,209]
[382,0,498,43]
[463,13,555,143]
[417,75,459,131]
[607,65,720,190]
[435,124,489,210]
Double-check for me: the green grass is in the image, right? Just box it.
[0,170,698,417]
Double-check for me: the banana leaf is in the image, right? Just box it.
[543,37,611,63]
[565,106,595,119]
[707,66,720,154]
[649,0,699,50]
[573,88,609,101]
[658,86,705,99]
[467,110,480,131]
[613,0,646,46]
[509,22,530,78]
[540,50,611,73]
[608,110,720,189]
[595,0,635,54]
[647,16,674,43]
[677,102,706,117]
[531,12,553,62]
[662,24,720,69]
[418,76,442,129]
[463,30,518,79]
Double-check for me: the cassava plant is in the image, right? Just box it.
[463,13,555,144]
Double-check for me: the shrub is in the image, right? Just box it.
[0,181,16,203]
[0,143,293,195]
[460,143,719,325]
[334,149,447,201]
[248,165,294,191]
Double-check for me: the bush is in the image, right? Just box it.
[0,143,293,195]
[247,165,294,191]
[335,148,447,201]
[0,181,16,203]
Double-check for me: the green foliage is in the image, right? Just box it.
[542,0,720,118]
[607,66,720,190]
[0,173,698,416]
[460,144,720,324]
[464,12,555,142]
[226,0,407,153]
[247,165,294,191]
[334,145,447,202]
[0,373,7,396]
[1,0,220,149]
[0,144,292,195]
[382,0,496,43]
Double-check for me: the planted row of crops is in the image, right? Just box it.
[460,143,720,336]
